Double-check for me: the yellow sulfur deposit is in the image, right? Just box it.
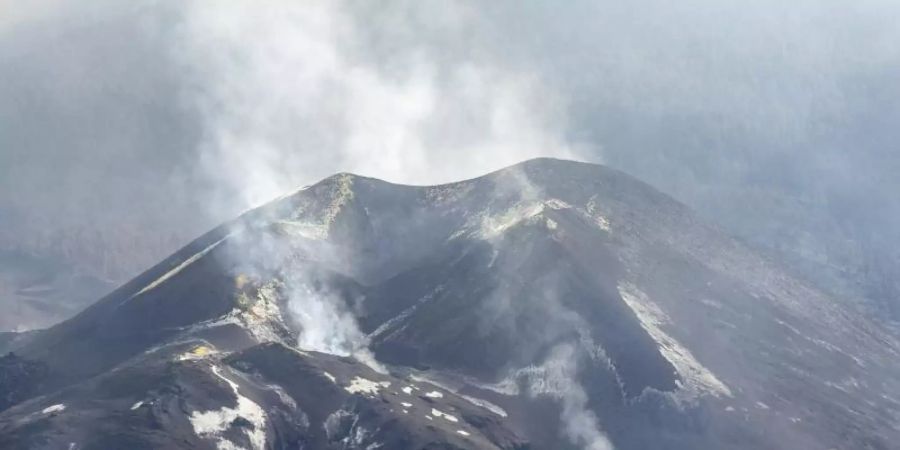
[234,274,250,290]
[189,345,213,357]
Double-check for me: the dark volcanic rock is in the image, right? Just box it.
[0,353,48,413]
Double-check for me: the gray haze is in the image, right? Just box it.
[2,0,899,324]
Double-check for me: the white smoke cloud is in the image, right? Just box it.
[286,280,364,356]
[172,1,583,215]
[497,344,615,450]
[283,274,384,372]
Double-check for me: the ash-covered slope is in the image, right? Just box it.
[2,158,899,450]
[0,341,522,450]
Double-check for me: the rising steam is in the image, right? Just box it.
[173,0,582,218]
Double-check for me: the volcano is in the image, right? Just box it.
[1,158,898,450]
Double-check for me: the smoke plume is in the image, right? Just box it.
[173,1,582,217]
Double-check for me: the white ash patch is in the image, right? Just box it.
[401,386,415,395]
[430,408,458,423]
[401,402,413,408]
[457,430,471,437]
[345,377,382,396]
[323,372,337,384]
[130,401,143,411]
[189,366,267,450]
[618,283,732,399]
[424,390,443,399]
[42,404,66,415]
[756,401,770,410]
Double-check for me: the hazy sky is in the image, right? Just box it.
[1,0,899,310]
